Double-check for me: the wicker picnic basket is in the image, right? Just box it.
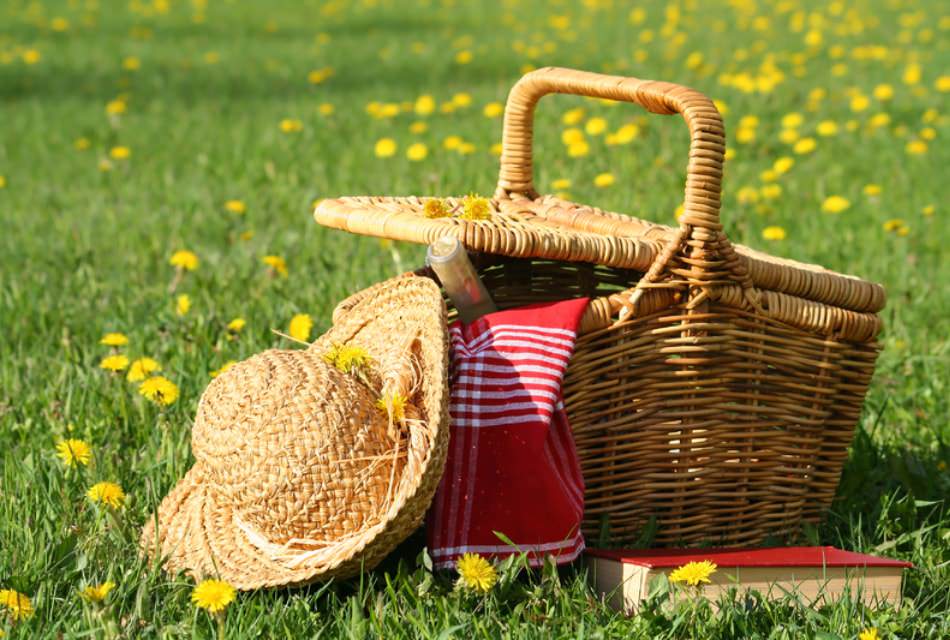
[314,67,885,547]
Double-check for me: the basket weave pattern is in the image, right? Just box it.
[314,67,884,546]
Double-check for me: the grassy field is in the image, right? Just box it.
[1,0,948,637]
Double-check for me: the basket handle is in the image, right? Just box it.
[495,66,756,312]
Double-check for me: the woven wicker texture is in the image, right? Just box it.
[141,276,450,589]
[312,67,885,547]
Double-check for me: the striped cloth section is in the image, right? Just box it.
[427,298,589,569]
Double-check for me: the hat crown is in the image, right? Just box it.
[191,349,401,547]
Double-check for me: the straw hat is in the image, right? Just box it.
[140,276,449,590]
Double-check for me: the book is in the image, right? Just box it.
[586,546,912,613]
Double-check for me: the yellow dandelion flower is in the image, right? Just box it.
[859,629,879,640]
[169,249,199,271]
[262,255,288,277]
[227,317,246,332]
[920,127,936,141]
[936,76,950,92]
[873,84,894,101]
[613,123,639,144]
[56,438,92,467]
[883,218,905,232]
[567,140,590,157]
[0,589,32,621]
[460,195,492,221]
[289,313,313,342]
[99,354,129,372]
[456,553,497,592]
[376,391,408,421]
[105,99,126,115]
[75,137,92,150]
[192,579,236,614]
[594,172,615,188]
[127,357,161,382]
[773,156,794,175]
[414,94,436,116]
[307,67,333,84]
[139,376,179,405]
[793,137,816,155]
[224,200,246,214]
[922,204,934,217]
[406,142,428,161]
[868,113,891,129]
[863,184,882,197]
[87,481,126,508]
[318,103,335,116]
[452,92,472,108]
[760,184,782,200]
[423,199,451,219]
[562,108,585,125]
[551,178,572,190]
[122,56,140,71]
[443,135,463,150]
[22,49,41,65]
[374,138,397,158]
[51,17,70,31]
[561,128,585,146]
[323,343,372,373]
[80,581,115,603]
[490,142,503,156]
[736,127,757,144]
[781,112,803,128]
[821,195,851,214]
[778,128,799,144]
[816,120,838,136]
[903,63,921,85]
[455,50,472,64]
[668,560,717,586]
[482,102,503,118]
[409,121,427,134]
[762,226,787,241]
[279,118,303,133]
[99,332,128,347]
[585,117,607,136]
[109,146,131,160]
[210,361,237,378]
[674,204,685,220]
[906,140,928,155]
[724,147,736,160]
[175,294,191,317]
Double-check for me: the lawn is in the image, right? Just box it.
[0,0,947,637]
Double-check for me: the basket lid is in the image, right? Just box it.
[314,195,664,272]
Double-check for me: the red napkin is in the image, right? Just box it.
[427,297,589,569]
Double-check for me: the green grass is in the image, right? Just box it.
[1,0,948,637]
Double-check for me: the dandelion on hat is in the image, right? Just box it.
[456,553,497,593]
[56,438,92,468]
[323,343,372,374]
[87,481,126,509]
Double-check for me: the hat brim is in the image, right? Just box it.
[142,276,450,589]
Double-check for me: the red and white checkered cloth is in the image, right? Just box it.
[427,297,589,569]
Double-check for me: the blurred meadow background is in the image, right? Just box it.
[0,0,947,637]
